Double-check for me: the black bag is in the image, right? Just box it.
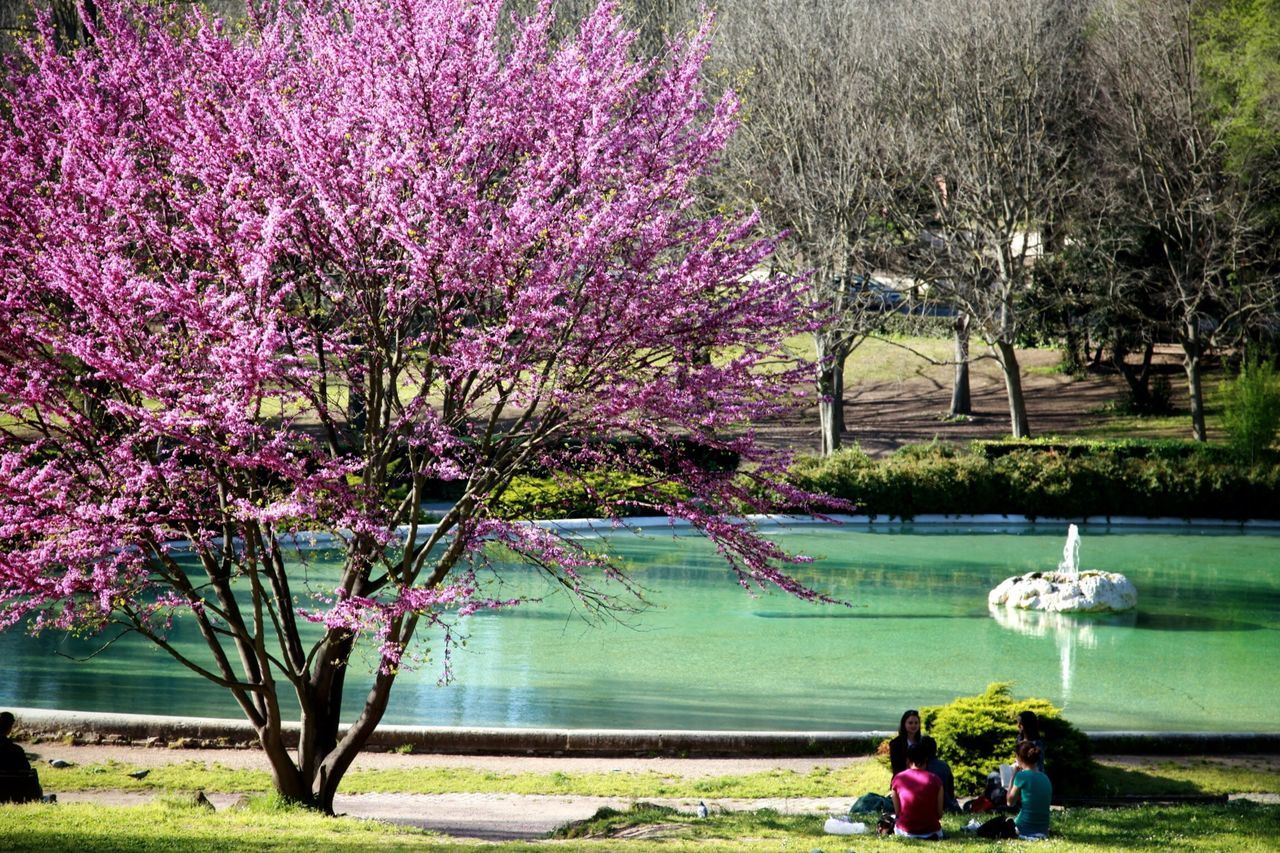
[976,816,1018,839]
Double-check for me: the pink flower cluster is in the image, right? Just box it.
[0,0,829,686]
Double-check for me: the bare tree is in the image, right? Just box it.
[714,0,905,455]
[882,0,1089,438]
[1088,0,1275,441]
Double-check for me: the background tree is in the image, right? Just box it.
[882,0,1089,438]
[0,0,825,812]
[714,0,905,455]
[1088,0,1277,440]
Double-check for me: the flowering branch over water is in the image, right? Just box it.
[0,0,829,810]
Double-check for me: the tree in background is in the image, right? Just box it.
[714,0,910,455]
[0,0,826,811]
[881,0,1090,439]
[1088,0,1278,441]
[1198,0,1280,227]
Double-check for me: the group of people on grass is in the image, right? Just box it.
[886,708,1051,841]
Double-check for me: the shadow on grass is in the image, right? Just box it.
[1094,764,1205,796]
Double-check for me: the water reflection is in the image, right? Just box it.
[1133,613,1269,632]
[3,527,1279,732]
[989,607,1137,702]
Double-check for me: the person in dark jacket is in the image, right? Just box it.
[0,711,43,804]
[888,709,938,777]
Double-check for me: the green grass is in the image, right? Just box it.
[0,799,444,852]
[4,799,1278,851]
[42,760,890,799]
[11,756,1280,851]
[1094,759,1280,797]
[556,801,1280,850]
[40,756,1280,800]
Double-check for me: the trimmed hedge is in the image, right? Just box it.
[788,439,1280,520]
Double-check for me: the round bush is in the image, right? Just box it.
[919,682,1095,798]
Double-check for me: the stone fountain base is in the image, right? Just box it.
[988,570,1137,613]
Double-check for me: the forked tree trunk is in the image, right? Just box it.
[1113,339,1156,412]
[950,313,971,416]
[992,339,1030,438]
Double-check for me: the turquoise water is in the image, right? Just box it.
[2,525,1278,732]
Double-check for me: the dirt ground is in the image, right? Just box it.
[759,343,1201,456]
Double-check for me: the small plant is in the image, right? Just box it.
[919,682,1094,797]
[1220,352,1280,463]
[392,743,415,755]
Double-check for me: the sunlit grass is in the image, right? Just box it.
[0,799,442,852]
[555,801,1280,850]
[5,799,1278,851]
[40,756,1280,800]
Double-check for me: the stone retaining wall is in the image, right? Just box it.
[7,707,1277,756]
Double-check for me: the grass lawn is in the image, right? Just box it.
[32,756,1280,798]
[2,798,1278,851]
[5,756,1277,851]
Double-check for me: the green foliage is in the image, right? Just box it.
[920,683,1095,798]
[494,471,688,520]
[1197,0,1280,224]
[788,439,1280,519]
[0,800,429,852]
[1219,352,1280,463]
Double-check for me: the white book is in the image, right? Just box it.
[999,763,1015,789]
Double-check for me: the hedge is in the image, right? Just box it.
[787,440,1280,520]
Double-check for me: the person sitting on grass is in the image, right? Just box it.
[888,708,937,777]
[0,711,43,804]
[976,740,1052,840]
[890,740,944,841]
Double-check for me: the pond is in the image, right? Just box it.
[2,524,1278,732]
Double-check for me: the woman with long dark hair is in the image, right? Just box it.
[888,709,937,777]
[1017,710,1047,773]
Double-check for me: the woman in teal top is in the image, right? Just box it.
[1008,740,1052,838]
[976,740,1052,839]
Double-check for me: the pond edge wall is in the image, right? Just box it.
[7,707,1278,756]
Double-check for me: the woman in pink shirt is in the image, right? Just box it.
[890,740,944,840]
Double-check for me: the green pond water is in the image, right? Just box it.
[2,524,1278,732]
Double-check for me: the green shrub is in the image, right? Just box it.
[1220,352,1280,463]
[495,471,687,519]
[920,682,1095,798]
[787,439,1280,519]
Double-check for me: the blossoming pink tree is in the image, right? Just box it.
[0,0,825,810]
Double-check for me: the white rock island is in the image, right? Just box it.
[988,525,1137,613]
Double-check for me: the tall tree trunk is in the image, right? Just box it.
[992,339,1031,438]
[950,313,971,417]
[1181,323,1207,441]
[816,334,849,456]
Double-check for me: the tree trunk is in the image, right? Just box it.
[950,314,971,417]
[816,334,849,456]
[1181,325,1207,441]
[1113,338,1156,412]
[992,339,1031,438]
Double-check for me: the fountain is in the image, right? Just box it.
[988,524,1137,613]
